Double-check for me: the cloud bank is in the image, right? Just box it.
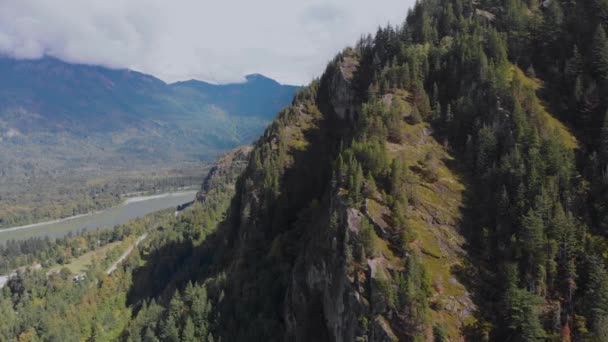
[0,0,415,85]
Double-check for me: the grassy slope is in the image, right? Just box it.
[374,66,578,339]
[383,91,474,338]
[508,65,578,150]
[49,240,125,274]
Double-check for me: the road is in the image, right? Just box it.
[0,233,148,288]
[105,233,148,274]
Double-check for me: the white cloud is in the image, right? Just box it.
[0,0,415,85]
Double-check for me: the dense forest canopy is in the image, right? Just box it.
[4,0,608,341]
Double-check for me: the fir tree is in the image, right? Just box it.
[601,110,608,163]
[182,318,196,342]
[160,315,180,342]
[565,46,583,78]
[584,255,608,337]
[143,327,161,342]
[592,25,608,80]
[503,286,546,341]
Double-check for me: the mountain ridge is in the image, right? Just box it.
[121,1,608,341]
[0,55,299,171]
[0,55,298,229]
[5,0,608,341]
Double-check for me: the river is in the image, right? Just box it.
[0,190,197,244]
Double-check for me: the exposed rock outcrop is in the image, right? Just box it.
[196,145,252,203]
[214,49,473,342]
[328,49,359,122]
[285,197,368,342]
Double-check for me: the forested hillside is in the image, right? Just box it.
[3,0,608,341]
[174,0,608,340]
[0,57,297,171]
[0,57,298,228]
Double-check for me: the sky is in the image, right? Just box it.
[0,1,415,85]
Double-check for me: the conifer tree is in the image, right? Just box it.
[520,209,547,290]
[503,285,546,341]
[443,104,453,130]
[161,315,180,342]
[601,110,608,163]
[592,25,608,80]
[144,327,161,342]
[584,255,608,337]
[565,46,583,79]
[573,76,583,103]
[432,101,442,123]
[182,318,196,342]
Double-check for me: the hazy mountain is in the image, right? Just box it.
[0,56,299,185]
[7,1,608,342]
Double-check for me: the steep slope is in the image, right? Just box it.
[124,146,252,306]
[173,74,298,120]
[5,1,608,342]
[172,1,607,341]
[174,47,477,341]
[0,56,298,229]
[0,56,298,133]
[0,56,298,187]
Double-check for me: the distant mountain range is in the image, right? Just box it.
[0,56,299,186]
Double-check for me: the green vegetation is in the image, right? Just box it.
[0,168,204,229]
[0,209,177,341]
[0,210,168,274]
[48,240,123,274]
[0,58,298,229]
[5,0,608,341]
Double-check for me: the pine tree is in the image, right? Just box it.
[592,25,608,80]
[601,110,608,163]
[573,76,583,103]
[542,0,564,43]
[520,209,547,292]
[168,293,184,321]
[190,287,209,338]
[336,153,346,185]
[593,0,608,25]
[464,135,475,173]
[349,163,364,206]
[584,255,608,336]
[443,104,453,130]
[476,126,497,175]
[403,63,412,88]
[368,81,380,100]
[160,315,180,342]
[440,3,456,37]
[143,327,161,342]
[181,317,196,342]
[503,285,546,341]
[512,99,526,140]
[390,159,406,200]
[565,46,583,78]
[432,82,439,107]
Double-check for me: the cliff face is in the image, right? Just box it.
[207,43,477,341]
[205,51,357,341]
[281,57,474,341]
[202,2,594,338]
[196,146,252,203]
[282,53,369,342]
[327,49,359,122]
[284,203,371,342]
[281,58,367,342]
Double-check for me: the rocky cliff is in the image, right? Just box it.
[208,47,473,341]
[196,145,252,204]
